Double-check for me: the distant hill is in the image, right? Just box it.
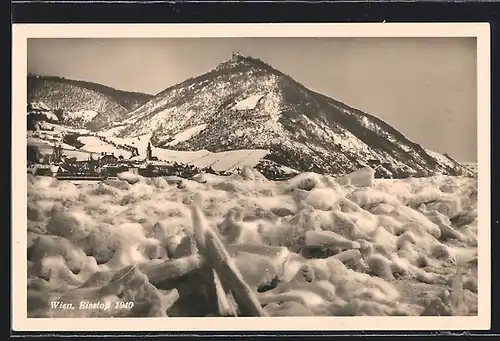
[27,75,154,130]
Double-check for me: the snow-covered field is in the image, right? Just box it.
[166,124,207,147]
[28,124,270,170]
[77,136,133,159]
[27,166,478,318]
[148,149,268,171]
[232,94,265,110]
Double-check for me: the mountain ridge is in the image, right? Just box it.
[27,74,154,130]
[106,54,471,178]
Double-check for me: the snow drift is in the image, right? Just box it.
[26,167,478,317]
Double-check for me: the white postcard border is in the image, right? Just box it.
[12,22,491,332]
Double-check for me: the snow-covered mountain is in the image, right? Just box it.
[107,54,471,178]
[27,75,154,130]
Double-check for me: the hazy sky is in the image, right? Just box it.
[27,37,477,162]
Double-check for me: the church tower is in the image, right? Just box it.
[146,142,152,160]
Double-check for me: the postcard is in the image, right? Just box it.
[12,22,491,331]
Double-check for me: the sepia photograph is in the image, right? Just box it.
[12,23,490,331]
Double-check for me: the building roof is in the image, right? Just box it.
[129,156,145,162]
[101,154,119,159]
[36,165,59,172]
[147,160,174,167]
[57,166,72,173]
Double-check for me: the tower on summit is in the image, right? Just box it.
[231,52,242,62]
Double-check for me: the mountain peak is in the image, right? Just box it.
[215,53,282,75]
[103,55,471,178]
[226,52,265,65]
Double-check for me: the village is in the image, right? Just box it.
[25,115,299,181]
[27,141,235,180]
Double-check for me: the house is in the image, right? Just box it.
[56,166,72,175]
[99,152,119,166]
[34,165,59,176]
[35,167,53,176]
